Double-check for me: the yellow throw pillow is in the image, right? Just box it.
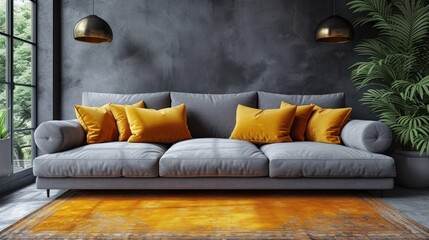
[230,104,297,144]
[305,105,352,144]
[126,104,192,143]
[280,102,315,141]
[110,101,145,141]
[75,104,119,144]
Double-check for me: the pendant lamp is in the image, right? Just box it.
[315,0,354,44]
[73,0,113,44]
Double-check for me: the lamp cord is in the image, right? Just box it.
[92,0,95,15]
[333,0,336,15]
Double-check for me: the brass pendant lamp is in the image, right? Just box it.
[315,0,354,44]
[73,0,113,44]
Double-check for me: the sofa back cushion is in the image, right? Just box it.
[258,92,345,109]
[82,92,171,109]
[170,92,257,138]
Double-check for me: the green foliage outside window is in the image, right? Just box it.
[0,108,8,139]
[0,0,33,169]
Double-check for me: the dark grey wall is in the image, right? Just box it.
[58,0,373,120]
[37,0,53,125]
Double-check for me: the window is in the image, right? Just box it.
[0,0,36,173]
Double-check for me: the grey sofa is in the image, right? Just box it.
[33,91,395,192]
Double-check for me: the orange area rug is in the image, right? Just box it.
[1,190,428,239]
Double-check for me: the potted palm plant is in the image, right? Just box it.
[348,0,429,188]
[0,108,12,177]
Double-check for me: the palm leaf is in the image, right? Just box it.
[349,0,429,154]
[402,75,429,100]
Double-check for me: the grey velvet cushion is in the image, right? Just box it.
[34,120,85,154]
[170,92,257,138]
[82,92,171,109]
[258,91,345,109]
[159,138,268,177]
[341,120,392,153]
[33,142,168,178]
[260,142,395,178]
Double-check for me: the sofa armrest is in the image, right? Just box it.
[341,120,392,153]
[35,119,85,154]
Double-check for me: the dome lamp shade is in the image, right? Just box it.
[74,15,113,44]
[315,0,354,44]
[73,0,113,44]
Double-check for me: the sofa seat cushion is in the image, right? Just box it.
[159,138,268,177]
[260,142,395,178]
[33,142,168,178]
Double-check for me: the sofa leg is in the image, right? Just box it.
[46,189,50,198]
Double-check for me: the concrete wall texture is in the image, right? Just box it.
[44,0,374,119]
[37,0,53,124]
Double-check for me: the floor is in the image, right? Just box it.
[383,187,429,227]
[0,185,65,231]
[0,184,428,232]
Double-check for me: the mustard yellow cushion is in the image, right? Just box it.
[229,104,297,144]
[109,101,145,141]
[126,104,192,143]
[75,104,119,144]
[280,102,315,141]
[305,105,352,144]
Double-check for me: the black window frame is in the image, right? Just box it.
[0,0,37,185]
